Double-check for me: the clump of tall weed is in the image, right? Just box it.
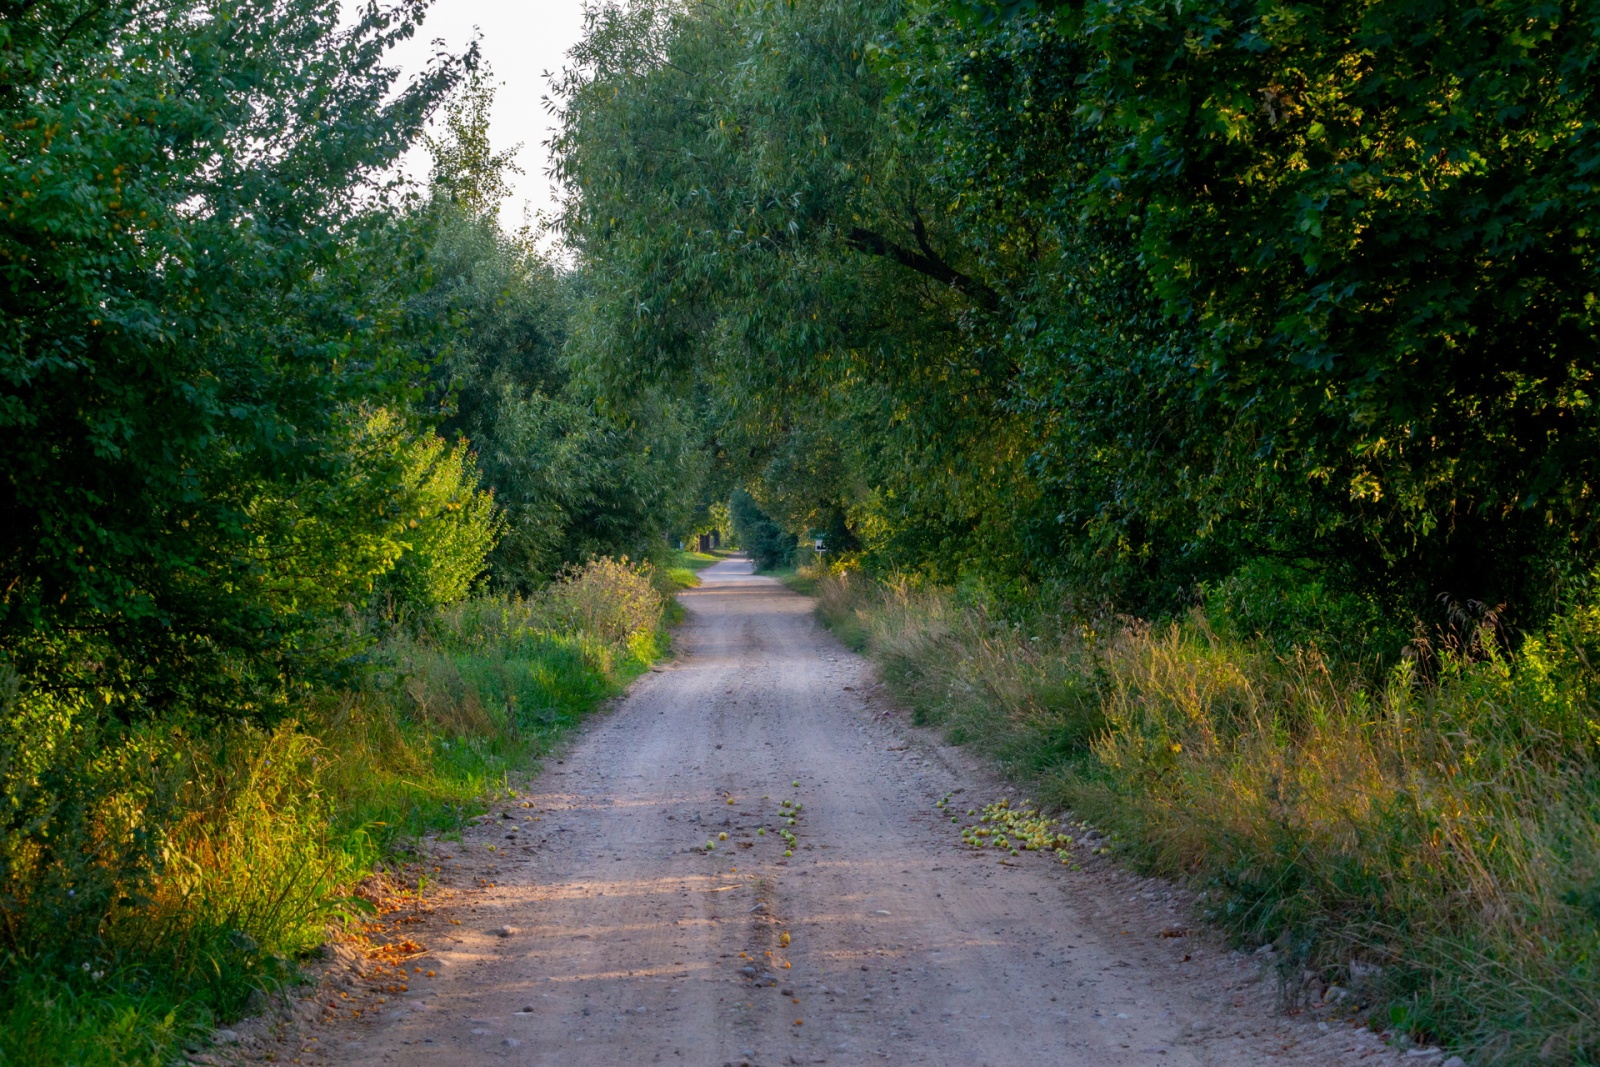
[817,573,1104,776]
[0,713,356,1059]
[113,726,354,1004]
[1073,619,1600,1063]
[542,557,664,644]
[817,572,1600,1064]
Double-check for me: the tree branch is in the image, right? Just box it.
[845,224,998,311]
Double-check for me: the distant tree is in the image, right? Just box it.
[426,64,524,221]
[418,68,704,589]
[550,0,1025,580]
[731,490,796,572]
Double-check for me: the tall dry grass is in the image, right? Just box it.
[815,572,1600,1065]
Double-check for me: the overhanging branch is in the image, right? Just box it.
[845,225,999,312]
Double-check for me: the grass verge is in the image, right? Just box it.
[814,570,1600,1066]
[0,558,675,1066]
[660,548,722,591]
[764,560,824,596]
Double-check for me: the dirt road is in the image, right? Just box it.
[266,558,1408,1067]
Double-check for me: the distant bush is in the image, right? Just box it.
[730,490,795,571]
[542,558,665,645]
[1201,558,1407,669]
[376,425,503,617]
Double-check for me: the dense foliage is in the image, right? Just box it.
[730,489,796,571]
[0,0,465,722]
[415,72,703,589]
[552,0,1030,579]
[554,0,1600,641]
[903,0,1600,625]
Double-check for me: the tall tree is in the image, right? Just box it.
[898,0,1600,619]
[551,0,1030,578]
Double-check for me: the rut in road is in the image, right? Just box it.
[280,557,1406,1067]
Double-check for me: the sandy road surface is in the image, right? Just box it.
[264,558,1408,1067]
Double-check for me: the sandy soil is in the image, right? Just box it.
[232,558,1414,1067]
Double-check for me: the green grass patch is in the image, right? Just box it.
[674,548,722,572]
[658,548,723,590]
[767,564,824,597]
[0,970,207,1067]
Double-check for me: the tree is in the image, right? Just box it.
[898,0,1600,622]
[551,0,1028,579]
[420,67,704,588]
[0,0,466,721]
[731,490,796,571]
[426,64,523,221]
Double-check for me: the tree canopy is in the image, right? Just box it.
[553,0,1600,642]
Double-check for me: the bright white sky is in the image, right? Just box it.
[380,0,590,232]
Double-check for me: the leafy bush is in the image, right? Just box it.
[1202,559,1408,669]
[376,422,503,617]
[0,0,464,726]
[1515,600,1600,755]
[540,558,665,645]
[0,711,355,1018]
[0,691,186,960]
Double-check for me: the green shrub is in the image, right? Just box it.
[1202,558,1407,669]
[730,490,795,571]
[0,693,185,962]
[377,427,503,617]
[541,558,664,645]
[1514,600,1600,756]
